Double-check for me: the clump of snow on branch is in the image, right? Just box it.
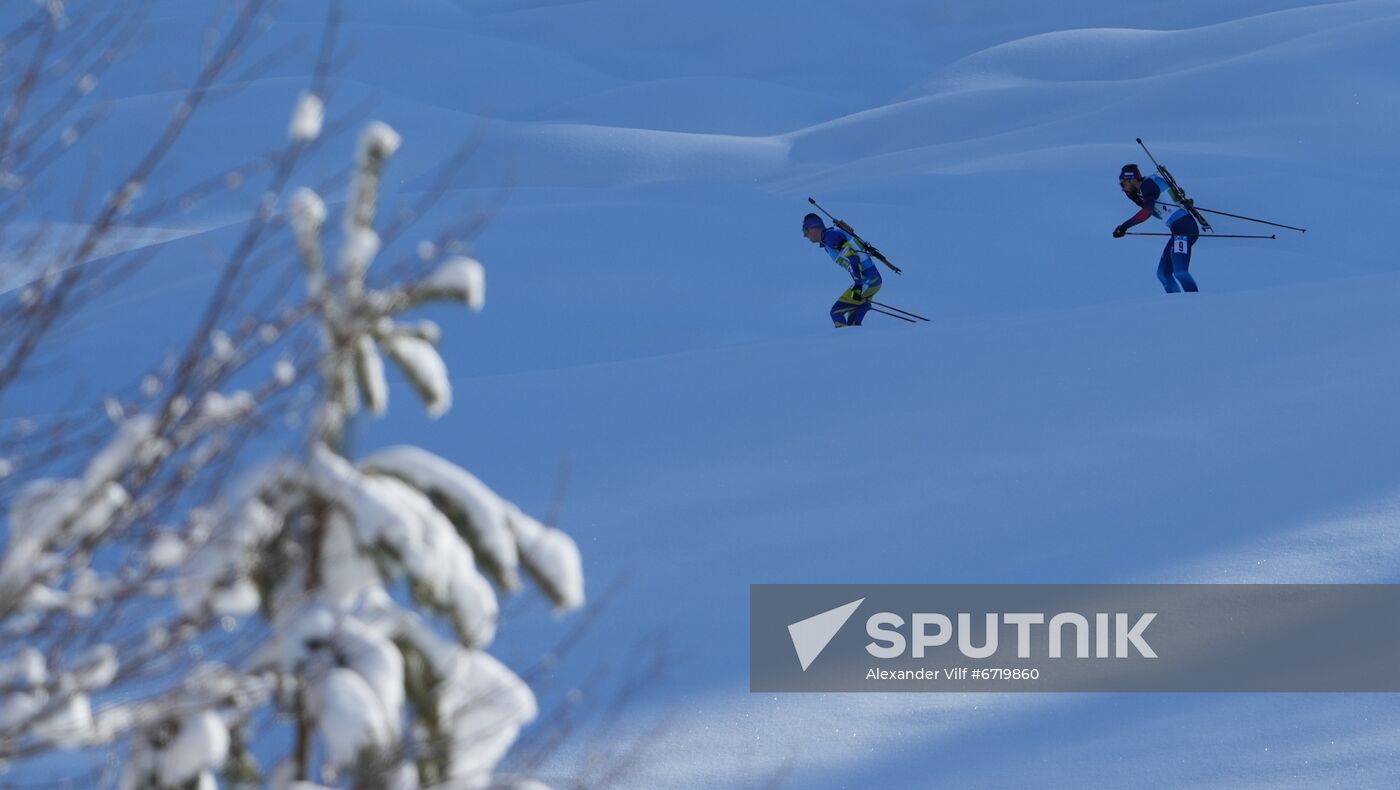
[361,446,585,610]
[289,91,325,142]
[174,472,285,618]
[415,256,486,311]
[196,390,254,425]
[0,414,161,603]
[339,226,381,284]
[29,694,94,748]
[359,121,402,163]
[381,333,451,417]
[307,446,501,645]
[505,508,586,612]
[122,710,230,790]
[353,334,388,415]
[317,667,393,765]
[431,642,538,786]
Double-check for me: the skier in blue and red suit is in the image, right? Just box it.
[803,213,882,327]
[1113,163,1201,293]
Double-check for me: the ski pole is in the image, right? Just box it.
[1162,203,1307,233]
[1125,232,1275,239]
[867,305,918,323]
[807,197,903,274]
[870,300,930,321]
[1138,139,1306,232]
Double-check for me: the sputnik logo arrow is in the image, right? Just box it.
[787,598,865,671]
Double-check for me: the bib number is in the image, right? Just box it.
[1173,237,1189,254]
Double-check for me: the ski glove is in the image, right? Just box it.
[850,287,864,302]
[1112,225,1128,238]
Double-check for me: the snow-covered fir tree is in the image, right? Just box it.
[0,82,584,789]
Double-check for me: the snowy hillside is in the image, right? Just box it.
[430,272,1400,788]
[6,0,1400,787]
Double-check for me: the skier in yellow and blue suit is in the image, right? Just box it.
[803,213,881,327]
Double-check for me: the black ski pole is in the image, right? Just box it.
[1162,203,1307,233]
[870,300,930,321]
[1135,138,1214,232]
[867,305,918,323]
[807,197,903,274]
[1125,232,1275,239]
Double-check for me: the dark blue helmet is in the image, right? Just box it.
[802,213,825,231]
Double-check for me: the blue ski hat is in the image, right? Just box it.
[802,213,825,231]
[1119,163,1143,181]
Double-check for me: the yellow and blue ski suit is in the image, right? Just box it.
[821,227,882,327]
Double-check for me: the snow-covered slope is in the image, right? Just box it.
[7,0,1400,786]
[408,270,1400,787]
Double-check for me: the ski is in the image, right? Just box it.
[808,197,903,274]
[1136,138,1214,232]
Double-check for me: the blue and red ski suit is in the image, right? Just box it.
[1120,174,1201,293]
